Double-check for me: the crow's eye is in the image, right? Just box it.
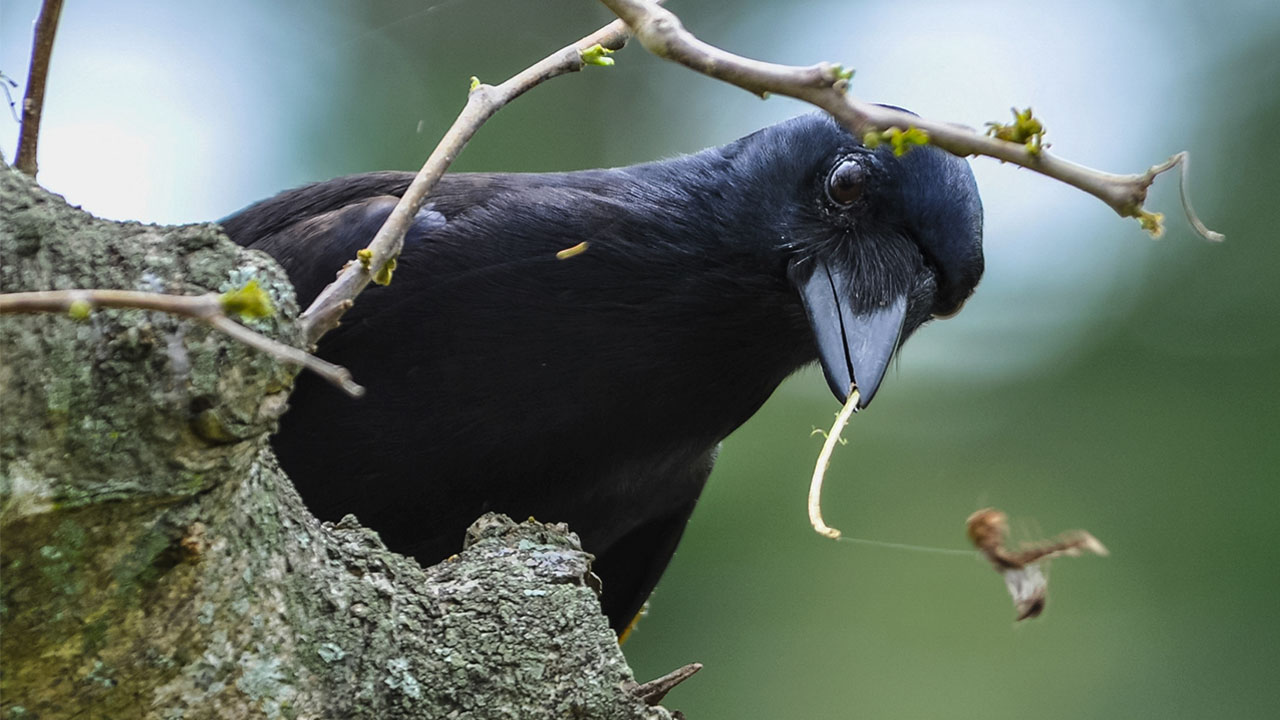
[826,158,867,206]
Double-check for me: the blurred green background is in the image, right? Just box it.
[3,1,1276,717]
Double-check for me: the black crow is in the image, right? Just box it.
[223,112,984,631]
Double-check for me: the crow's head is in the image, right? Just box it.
[726,112,984,407]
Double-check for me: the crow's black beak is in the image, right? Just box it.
[791,260,907,409]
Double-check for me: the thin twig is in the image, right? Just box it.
[1160,152,1224,242]
[0,289,363,397]
[808,388,860,540]
[598,0,1222,242]
[15,0,64,178]
[298,13,654,347]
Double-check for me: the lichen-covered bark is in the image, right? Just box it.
[0,162,675,719]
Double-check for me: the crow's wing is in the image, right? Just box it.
[593,447,716,632]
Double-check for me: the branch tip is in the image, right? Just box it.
[1147,152,1224,242]
[633,663,703,706]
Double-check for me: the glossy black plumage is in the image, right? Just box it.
[223,113,984,630]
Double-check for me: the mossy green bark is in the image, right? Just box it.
[0,163,675,719]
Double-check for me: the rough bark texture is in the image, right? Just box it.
[0,161,675,719]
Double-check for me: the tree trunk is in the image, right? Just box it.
[0,160,676,719]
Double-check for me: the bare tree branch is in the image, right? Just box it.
[14,0,63,178]
[0,288,363,397]
[598,0,1223,242]
[298,14,651,347]
[2,147,680,720]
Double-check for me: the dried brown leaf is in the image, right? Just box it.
[966,508,1107,620]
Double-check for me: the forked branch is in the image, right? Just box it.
[297,14,651,346]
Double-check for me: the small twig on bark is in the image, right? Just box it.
[14,0,64,178]
[0,288,363,397]
[298,11,657,347]
[598,0,1222,242]
[630,663,703,706]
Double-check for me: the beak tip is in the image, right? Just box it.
[851,378,881,410]
[794,261,906,416]
[824,377,877,410]
[823,373,854,406]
